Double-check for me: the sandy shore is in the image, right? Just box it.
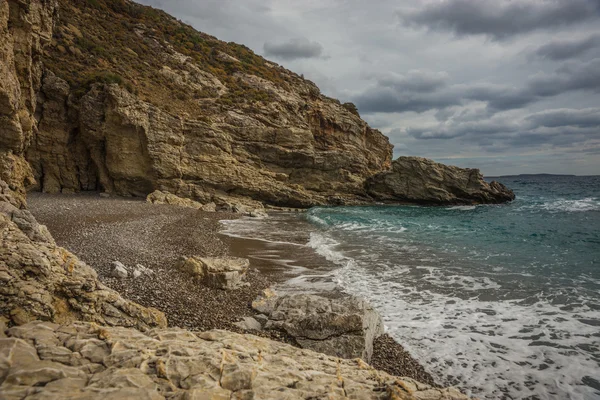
[27,192,436,386]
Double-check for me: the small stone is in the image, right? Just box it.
[110,261,128,279]
[248,209,267,218]
[132,264,151,279]
[233,317,262,331]
[99,192,111,198]
[177,257,249,290]
[253,314,268,327]
[201,202,217,212]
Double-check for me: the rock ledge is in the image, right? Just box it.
[0,320,470,400]
[367,156,515,205]
[252,291,384,363]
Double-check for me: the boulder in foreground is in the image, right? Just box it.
[146,190,216,212]
[0,320,470,399]
[253,290,384,363]
[177,256,250,290]
[367,156,515,205]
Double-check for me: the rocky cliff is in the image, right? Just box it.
[2,0,513,208]
[0,0,57,207]
[22,0,393,208]
[367,157,515,205]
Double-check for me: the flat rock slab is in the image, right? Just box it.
[178,256,249,290]
[0,320,470,399]
[252,290,384,362]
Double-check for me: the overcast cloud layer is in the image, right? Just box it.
[138,0,600,175]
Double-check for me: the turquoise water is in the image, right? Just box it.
[222,175,600,399]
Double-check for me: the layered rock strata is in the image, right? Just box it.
[177,256,250,290]
[0,320,470,399]
[252,291,384,363]
[367,157,515,205]
[2,0,514,210]
[0,0,57,206]
[28,74,392,207]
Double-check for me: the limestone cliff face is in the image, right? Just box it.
[28,79,390,207]
[366,157,516,205]
[22,0,392,207]
[0,0,57,206]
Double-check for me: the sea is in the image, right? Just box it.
[221,175,600,400]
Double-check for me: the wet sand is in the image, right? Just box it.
[27,192,436,386]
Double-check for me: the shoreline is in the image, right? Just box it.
[27,191,438,387]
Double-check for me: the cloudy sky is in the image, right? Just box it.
[137,0,600,175]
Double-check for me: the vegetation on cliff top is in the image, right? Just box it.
[45,0,321,115]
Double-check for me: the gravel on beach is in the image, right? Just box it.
[372,334,437,387]
[27,192,437,385]
[27,192,270,331]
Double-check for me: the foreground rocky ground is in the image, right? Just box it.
[0,321,468,399]
[1,186,470,398]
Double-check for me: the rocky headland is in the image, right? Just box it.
[1,0,512,209]
[0,0,510,398]
[367,157,515,205]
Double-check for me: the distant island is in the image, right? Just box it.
[487,173,577,178]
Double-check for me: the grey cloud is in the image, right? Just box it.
[355,87,458,114]
[406,108,600,148]
[355,70,455,113]
[527,58,600,96]
[525,108,600,128]
[477,58,600,110]
[263,38,323,60]
[461,83,536,111]
[376,70,449,93]
[533,33,600,60]
[408,118,521,140]
[356,58,600,115]
[397,0,600,40]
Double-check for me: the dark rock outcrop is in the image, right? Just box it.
[252,290,384,363]
[366,156,515,205]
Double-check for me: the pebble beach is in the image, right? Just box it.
[27,192,436,386]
